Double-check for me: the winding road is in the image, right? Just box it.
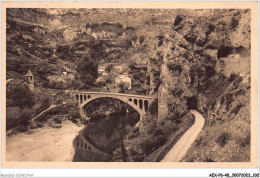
[161,110,205,162]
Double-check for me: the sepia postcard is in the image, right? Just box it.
[1,1,258,169]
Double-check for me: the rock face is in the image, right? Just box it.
[146,9,251,124]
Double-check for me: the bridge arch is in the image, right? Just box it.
[79,96,144,118]
[73,92,154,120]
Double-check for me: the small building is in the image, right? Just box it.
[98,63,126,75]
[64,65,72,72]
[98,66,106,75]
[7,69,34,93]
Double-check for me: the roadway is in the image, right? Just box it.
[161,110,205,162]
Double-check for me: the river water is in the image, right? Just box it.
[81,111,140,160]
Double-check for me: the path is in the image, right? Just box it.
[161,110,205,162]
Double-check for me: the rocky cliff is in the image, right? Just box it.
[144,9,251,161]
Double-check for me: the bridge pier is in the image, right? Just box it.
[79,107,85,118]
[140,113,146,121]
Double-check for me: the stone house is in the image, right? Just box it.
[6,69,34,93]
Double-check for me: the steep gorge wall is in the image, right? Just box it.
[146,9,251,123]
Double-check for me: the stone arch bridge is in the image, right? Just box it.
[72,91,154,120]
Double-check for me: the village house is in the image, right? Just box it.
[98,63,126,75]
[63,65,72,72]
[6,69,35,93]
[6,69,35,120]
[98,64,107,75]
[47,72,75,84]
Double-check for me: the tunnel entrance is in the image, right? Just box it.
[187,96,198,110]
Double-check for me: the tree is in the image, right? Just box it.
[12,84,35,112]
[70,80,80,90]
[36,61,52,79]
[117,82,130,93]
[105,76,113,84]
[105,64,114,74]
[129,62,137,70]
[55,81,64,90]
[76,56,99,87]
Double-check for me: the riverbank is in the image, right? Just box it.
[6,120,84,162]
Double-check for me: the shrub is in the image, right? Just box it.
[70,110,81,119]
[167,62,182,76]
[139,35,145,44]
[229,73,238,82]
[19,111,32,127]
[225,93,234,111]
[173,15,183,27]
[138,130,166,156]
[127,127,140,140]
[216,132,231,147]
[158,40,163,47]
[148,99,158,117]
[126,26,135,30]
[205,157,215,162]
[233,76,243,89]
[105,76,113,84]
[234,89,246,96]
[220,96,225,105]
[231,17,239,29]
[236,133,250,147]
[231,103,243,115]
[53,116,62,124]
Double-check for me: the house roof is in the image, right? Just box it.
[6,79,13,85]
[116,74,130,79]
[7,78,28,86]
[25,69,34,77]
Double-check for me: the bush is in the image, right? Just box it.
[53,116,62,124]
[231,17,239,29]
[127,127,140,140]
[139,35,145,44]
[167,62,182,77]
[139,131,166,154]
[105,76,113,84]
[216,132,231,147]
[231,103,243,115]
[234,89,246,96]
[19,111,32,127]
[148,99,158,117]
[236,133,250,147]
[229,73,238,82]
[225,93,234,111]
[70,110,81,119]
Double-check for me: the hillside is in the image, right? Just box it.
[7,8,156,91]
